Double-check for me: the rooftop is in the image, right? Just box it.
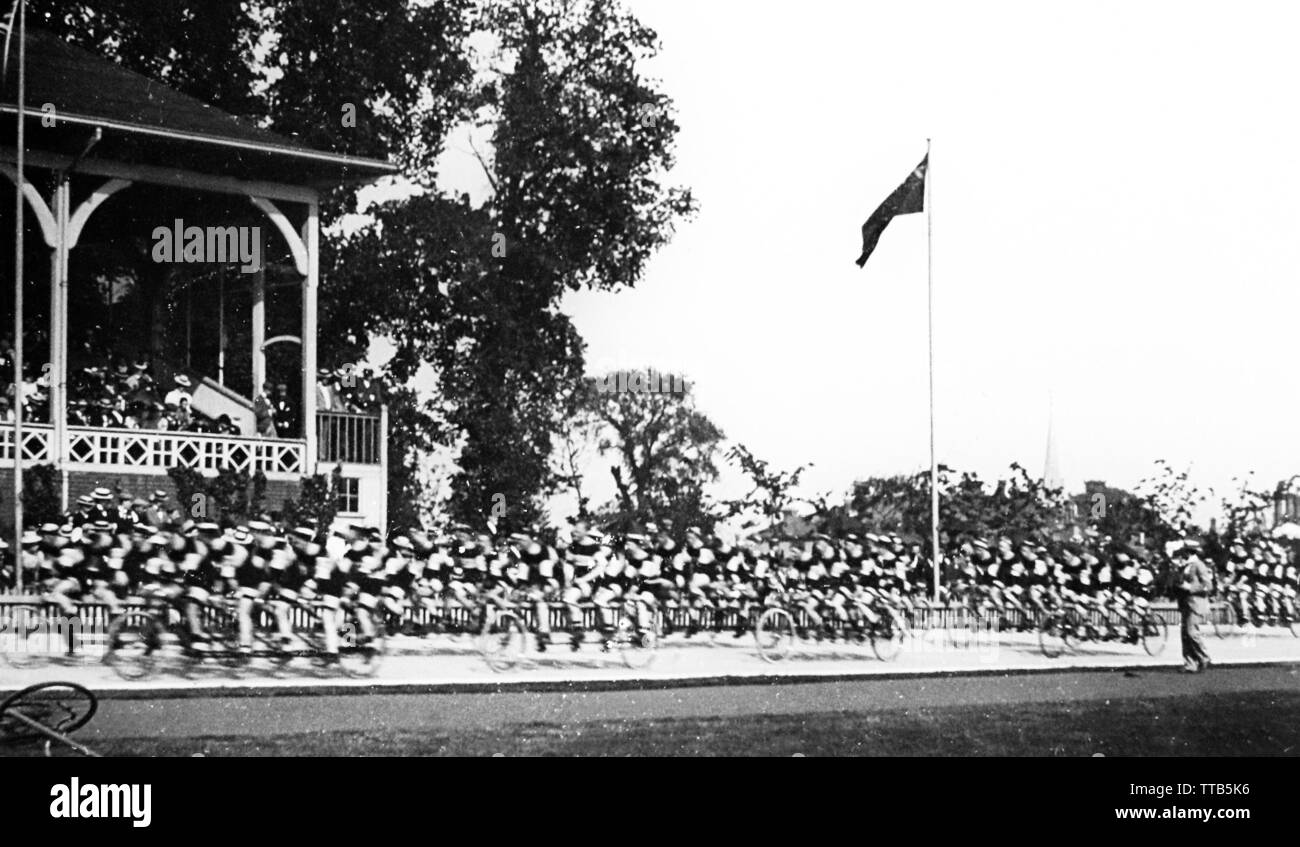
[0,27,396,188]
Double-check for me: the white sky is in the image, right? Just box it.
[433,0,1300,519]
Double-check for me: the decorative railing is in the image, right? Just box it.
[64,426,305,475]
[1,423,304,476]
[2,417,386,475]
[0,423,53,463]
[316,410,382,465]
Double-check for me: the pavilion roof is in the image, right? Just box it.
[1,27,396,188]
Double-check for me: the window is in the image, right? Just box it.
[336,476,360,513]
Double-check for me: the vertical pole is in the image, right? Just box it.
[217,268,225,386]
[251,229,266,397]
[378,403,388,536]
[52,177,68,513]
[927,138,939,603]
[184,280,191,368]
[11,0,26,588]
[302,199,319,471]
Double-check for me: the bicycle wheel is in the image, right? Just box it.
[213,615,251,671]
[478,610,527,672]
[870,611,905,662]
[0,682,98,743]
[1138,611,1168,657]
[339,623,387,679]
[946,605,973,649]
[616,617,658,670]
[0,605,48,669]
[1039,613,1066,659]
[104,611,163,681]
[754,607,795,663]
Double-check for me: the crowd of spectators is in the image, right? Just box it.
[5,328,384,440]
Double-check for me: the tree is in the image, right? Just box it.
[721,444,812,532]
[833,464,1074,553]
[569,373,723,536]
[32,1,695,529]
[309,0,697,528]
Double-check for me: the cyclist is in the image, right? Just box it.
[560,525,604,649]
[517,534,560,651]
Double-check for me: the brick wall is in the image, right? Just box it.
[0,467,299,532]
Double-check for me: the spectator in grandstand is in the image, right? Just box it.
[124,355,151,391]
[213,413,241,436]
[163,374,193,408]
[254,381,277,437]
[165,397,193,431]
[316,368,346,412]
[273,382,297,437]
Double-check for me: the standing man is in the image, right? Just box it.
[253,381,277,438]
[1175,545,1213,673]
[315,368,344,412]
[273,383,297,439]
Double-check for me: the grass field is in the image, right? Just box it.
[13,690,1300,757]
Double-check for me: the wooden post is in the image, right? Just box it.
[217,267,226,386]
[51,176,69,512]
[10,0,26,578]
[251,228,266,396]
[302,198,319,470]
[378,403,389,536]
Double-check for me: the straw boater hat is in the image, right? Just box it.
[174,374,192,388]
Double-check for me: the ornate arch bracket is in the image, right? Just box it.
[66,178,133,248]
[249,195,309,276]
[0,164,57,247]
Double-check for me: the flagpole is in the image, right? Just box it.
[927,137,939,603]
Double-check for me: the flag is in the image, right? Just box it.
[855,156,927,268]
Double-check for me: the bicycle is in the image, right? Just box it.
[0,601,112,669]
[1038,595,1166,658]
[477,593,661,672]
[104,593,385,680]
[753,588,904,663]
[0,682,101,758]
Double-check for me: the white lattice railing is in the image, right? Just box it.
[0,423,53,464]
[1,424,306,476]
[64,426,306,476]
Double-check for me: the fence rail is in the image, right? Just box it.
[0,597,1211,657]
[316,411,381,465]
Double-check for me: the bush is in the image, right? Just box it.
[21,464,63,527]
[282,465,341,542]
[166,465,267,526]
